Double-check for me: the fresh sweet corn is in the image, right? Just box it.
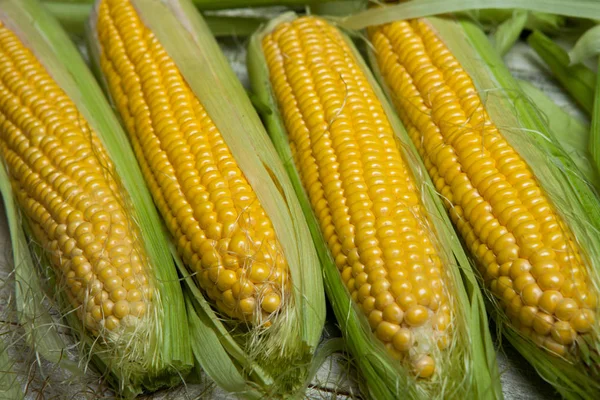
[262,16,452,376]
[0,0,191,396]
[95,0,288,326]
[249,13,501,400]
[368,18,596,357]
[0,19,152,334]
[88,1,325,397]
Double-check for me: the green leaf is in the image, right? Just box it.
[45,2,266,38]
[570,25,600,65]
[491,10,527,56]
[42,0,341,9]
[517,79,599,190]
[528,30,596,114]
[589,60,600,187]
[339,0,600,30]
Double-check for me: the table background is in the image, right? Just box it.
[0,8,586,399]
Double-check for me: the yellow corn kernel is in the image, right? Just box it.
[368,18,597,355]
[0,20,152,335]
[263,16,456,377]
[96,0,290,325]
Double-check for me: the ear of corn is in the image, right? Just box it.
[367,13,600,399]
[248,12,501,400]
[0,0,193,396]
[86,0,326,397]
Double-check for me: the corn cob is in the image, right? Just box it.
[87,0,325,396]
[249,13,501,400]
[0,0,192,396]
[369,17,595,357]
[354,7,600,397]
[0,19,152,334]
[95,0,288,325]
[262,15,452,376]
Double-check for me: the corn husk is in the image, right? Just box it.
[528,30,596,115]
[85,0,326,398]
[44,2,265,38]
[0,0,193,397]
[247,12,502,400]
[361,9,600,398]
[43,0,339,9]
[517,80,598,189]
[0,335,23,399]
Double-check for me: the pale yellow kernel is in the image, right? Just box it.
[91,305,103,322]
[392,327,413,352]
[555,298,578,321]
[538,290,563,315]
[405,305,429,327]
[368,310,383,330]
[376,321,400,342]
[521,283,543,306]
[130,301,146,317]
[113,300,130,319]
[239,297,256,316]
[261,293,281,314]
[382,303,404,324]
[570,308,595,333]
[105,316,119,331]
[532,312,554,335]
[550,321,576,345]
[413,355,435,379]
[126,289,142,303]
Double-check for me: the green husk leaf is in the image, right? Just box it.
[310,0,367,17]
[43,0,339,9]
[339,0,600,30]
[0,165,81,380]
[45,2,265,38]
[0,0,193,396]
[570,25,600,65]
[0,337,23,400]
[589,60,600,187]
[491,10,527,56]
[0,344,21,400]
[528,30,596,115]
[86,0,326,398]
[517,79,599,190]
[461,9,565,34]
[248,12,502,400]
[421,15,600,399]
